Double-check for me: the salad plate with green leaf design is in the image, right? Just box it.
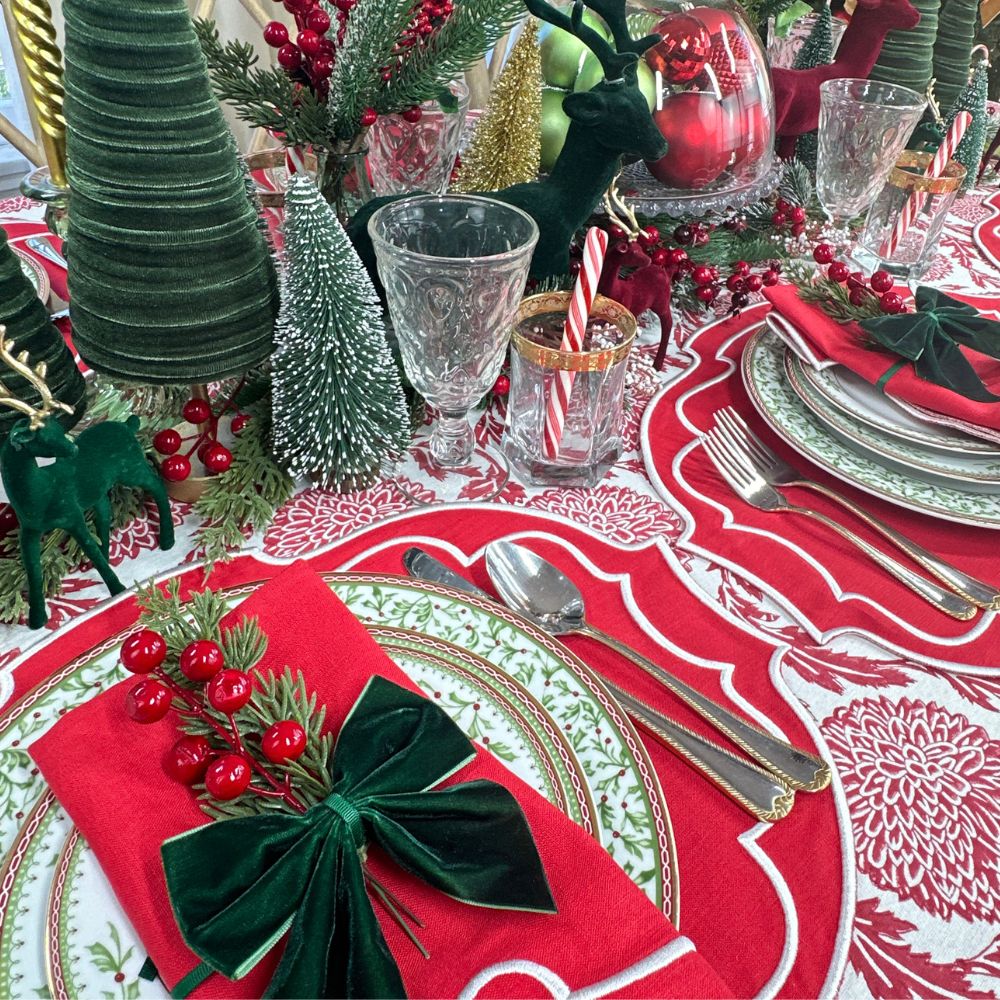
[743,328,1000,528]
[0,573,676,1000]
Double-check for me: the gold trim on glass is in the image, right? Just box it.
[888,152,966,194]
[513,292,636,372]
[244,148,318,208]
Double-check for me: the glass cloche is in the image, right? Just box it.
[619,0,780,215]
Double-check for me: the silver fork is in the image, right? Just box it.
[716,407,1000,611]
[700,428,978,621]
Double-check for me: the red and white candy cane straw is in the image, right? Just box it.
[881,111,971,257]
[543,226,609,460]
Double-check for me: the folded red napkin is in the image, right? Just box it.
[764,283,1000,433]
[31,562,732,999]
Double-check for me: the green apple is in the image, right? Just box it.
[540,86,571,172]
[572,52,658,111]
[539,12,610,89]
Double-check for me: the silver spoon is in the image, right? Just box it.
[485,539,831,793]
[404,547,794,822]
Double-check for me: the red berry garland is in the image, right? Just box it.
[261,720,308,763]
[165,735,215,785]
[120,628,168,674]
[812,243,835,265]
[179,639,225,681]
[205,755,252,801]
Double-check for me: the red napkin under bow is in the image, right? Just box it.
[764,283,1000,434]
[31,562,732,999]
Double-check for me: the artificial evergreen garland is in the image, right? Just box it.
[271,175,409,492]
[453,21,543,192]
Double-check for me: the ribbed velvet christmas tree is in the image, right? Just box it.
[0,231,85,443]
[63,0,279,384]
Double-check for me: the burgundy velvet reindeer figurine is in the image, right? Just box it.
[0,333,174,629]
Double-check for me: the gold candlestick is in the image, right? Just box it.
[8,0,67,188]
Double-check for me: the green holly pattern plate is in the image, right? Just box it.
[0,573,676,1000]
[743,328,1000,528]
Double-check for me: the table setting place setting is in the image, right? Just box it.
[1,0,1000,996]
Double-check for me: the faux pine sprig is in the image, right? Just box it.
[786,262,884,322]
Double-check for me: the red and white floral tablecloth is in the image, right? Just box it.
[2,187,1000,1000]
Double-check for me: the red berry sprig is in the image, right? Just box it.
[156,384,244,484]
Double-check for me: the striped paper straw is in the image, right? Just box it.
[881,112,971,257]
[543,227,609,460]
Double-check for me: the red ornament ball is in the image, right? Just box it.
[153,428,182,456]
[645,13,711,83]
[403,106,423,123]
[305,7,331,33]
[125,679,172,724]
[120,629,167,674]
[205,755,252,801]
[206,669,253,714]
[692,265,714,286]
[165,735,214,785]
[263,20,289,47]
[179,639,224,682]
[182,397,212,425]
[160,454,191,482]
[812,243,835,265]
[262,720,308,763]
[879,291,904,314]
[870,270,894,294]
[230,413,250,435]
[828,261,850,283]
[277,43,303,71]
[492,374,510,396]
[202,443,233,474]
[646,92,731,190]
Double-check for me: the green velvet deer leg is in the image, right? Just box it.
[20,528,47,630]
[124,465,175,551]
[67,516,125,595]
[91,493,112,559]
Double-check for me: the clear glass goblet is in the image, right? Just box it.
[368,194,538,502]
[816,78,926,226]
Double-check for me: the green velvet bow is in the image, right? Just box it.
[161,676,557,999]
[860,287,1000,402]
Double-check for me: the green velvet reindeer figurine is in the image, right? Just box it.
[0,334,175,629]
[350,0,667,281]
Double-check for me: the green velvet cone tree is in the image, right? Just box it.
[63,0,279,385]
[0,232,85,444]
[869,0,939,97]
[932,0,981,113]
[943,58,989,192]
[271,175,409,492]
[793,3,835,169]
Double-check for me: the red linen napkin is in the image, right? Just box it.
[30,561,732,1000]
[764,283,1000,433]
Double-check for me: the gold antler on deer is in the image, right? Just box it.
[602,175,641,238]
[0,330,74,429]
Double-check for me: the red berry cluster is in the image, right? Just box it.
[812,244,903,314]
[155,394,249,484]
[120,629,309,803]
[266,0,451,125]
[771,197,807,238]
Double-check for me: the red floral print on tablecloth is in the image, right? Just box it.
[107,500,188,566]
[524,484,682,544]
[263,483,432,558]
[0,196,38,215]
[824,695,1000,922]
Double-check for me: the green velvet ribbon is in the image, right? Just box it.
[161,676,557,999]
[860,286,1000,402]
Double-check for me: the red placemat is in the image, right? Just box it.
[642,302,1000,670]
[5,506,849,999]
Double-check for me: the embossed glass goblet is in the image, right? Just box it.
[369,194,538,501]
[816,79,925,225]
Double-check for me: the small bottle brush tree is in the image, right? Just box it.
[792,3,835,170]
[943,55,989,192]
[453,20,543,192]
[63,0,279,384]
[271,175,409,492]
[0,231,84,444]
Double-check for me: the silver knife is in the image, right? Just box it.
[25,235,68,270]
[401,546,794,822]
